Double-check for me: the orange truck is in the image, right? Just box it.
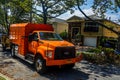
[9,23,82,73]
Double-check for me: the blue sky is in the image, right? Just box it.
[57,0,120,24]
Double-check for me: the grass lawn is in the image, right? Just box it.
[0,76,6,80]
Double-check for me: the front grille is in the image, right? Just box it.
[54,46,75,60]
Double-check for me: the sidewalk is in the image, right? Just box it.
[0,45,13,80]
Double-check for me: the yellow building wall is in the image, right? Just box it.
[80,20,120,38]
[81,21,103,37]
[103,21,120,38]
[52,22,68,34]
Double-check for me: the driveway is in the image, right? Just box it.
[0,45,120,80]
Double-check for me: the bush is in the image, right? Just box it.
[87,46,102,53]
[59,31,68,40]
[87,48,102,53]
[82,52,106,64]
[81,47,120,66]
[103,48,114,53]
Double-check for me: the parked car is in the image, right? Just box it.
[103,40,117,49]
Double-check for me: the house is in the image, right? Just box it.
[49,18,68,34]
[67,15,120,47]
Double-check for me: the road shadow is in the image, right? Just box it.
[77,60,120,77]
[0,49,15,69]
[1,49,90,80]
[0,59,15,68]
[14,56,36,71]
[2,48,120,80]
[13,57,90,80]
[0,48,35,70]
[0,47,11,59]
[41,67,89,80]
[14,55,89,80]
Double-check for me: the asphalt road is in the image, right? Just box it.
[0,45,120,80]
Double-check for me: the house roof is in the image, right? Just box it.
[49,18,67,24]
[66,15,84,22]
[85,15,102,20]
[67,15,102,21]
[66,15,120,26]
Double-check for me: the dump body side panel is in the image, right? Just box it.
[9,23,53,56]
[10,25,25,55]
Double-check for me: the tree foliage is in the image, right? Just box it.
[92,0,120,18]
[0,0,120,34]
[0,0,10,33]
[0,0,81,33]
[0,0,32,34]
[35,0,85,24]
[9,0,31,23]
[76,0,120,35]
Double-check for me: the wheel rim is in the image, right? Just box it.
[36,59,42,71]
[15,46,18,54]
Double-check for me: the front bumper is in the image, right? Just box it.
[46,54,82,66]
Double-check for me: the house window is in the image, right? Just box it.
[84,22,99,32]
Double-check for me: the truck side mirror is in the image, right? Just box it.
[33,38,39,41]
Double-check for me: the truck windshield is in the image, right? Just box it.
[39,32,63,41]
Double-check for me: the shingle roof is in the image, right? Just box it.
[85,15,102,20]
[50,18,67,23]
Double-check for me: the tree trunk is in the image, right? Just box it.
[43,11,47,24]
[41,0,47,24]
[4,3,9,35]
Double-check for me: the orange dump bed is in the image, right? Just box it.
[9,23,53,55]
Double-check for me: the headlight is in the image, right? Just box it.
[46,51,53,58]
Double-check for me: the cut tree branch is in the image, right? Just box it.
[115,0,120,8]
[76,0,120,35]
[46,0,60,10]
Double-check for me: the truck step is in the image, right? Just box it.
[25,54,34,62]
[15,53,33,64]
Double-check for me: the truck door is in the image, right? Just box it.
[28,32,39,54]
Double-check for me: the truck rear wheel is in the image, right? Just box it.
[34,55,47,73]
[11,45,15,57]
[11,45,18,57]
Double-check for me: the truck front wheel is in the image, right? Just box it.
[34,55,47,73]
[67,63,75,68]
[64,63,75,69]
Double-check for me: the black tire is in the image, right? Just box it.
[11,45,15,57]
[69,63,75,68]
[11,45,18,57]
[34,55,47,74]
[65,63,75,69]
